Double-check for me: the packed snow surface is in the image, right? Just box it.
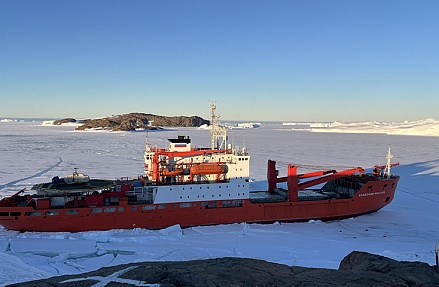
[1,121,439,286]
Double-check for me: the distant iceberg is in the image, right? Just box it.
[309,122,332,128]
[198,124,210,130]
[283,122,331,127]
[0,118,15,123]
[200,123,261,130]
[229,123,260,129]
[310,118,439,136]
[283,122,313,126]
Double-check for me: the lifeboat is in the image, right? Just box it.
[162,168,184,176]
[190,163,226,175]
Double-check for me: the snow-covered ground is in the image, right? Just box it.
[1,120,439,286]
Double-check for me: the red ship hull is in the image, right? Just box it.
[0,175,398,232]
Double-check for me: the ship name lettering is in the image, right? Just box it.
[359,191,386,197]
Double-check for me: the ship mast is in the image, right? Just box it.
[385,147,393,179]
[210,100,227,150]
[145,133,152,152]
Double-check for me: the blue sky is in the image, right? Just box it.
[1,1,438,122]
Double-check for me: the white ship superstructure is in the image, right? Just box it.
[142,101,250,204]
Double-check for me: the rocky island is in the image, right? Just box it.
[54,113,209,131]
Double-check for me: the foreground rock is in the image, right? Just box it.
[75,113,209,131]
[9,251,439,287]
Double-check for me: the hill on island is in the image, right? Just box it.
[53,113,209,131]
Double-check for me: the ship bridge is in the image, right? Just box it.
[168,136,192,152]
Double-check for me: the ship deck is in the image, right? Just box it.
[249,188,331,203]
[32,179,115,194]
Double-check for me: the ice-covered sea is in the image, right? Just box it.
[1,120,439,286]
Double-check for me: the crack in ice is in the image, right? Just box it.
[0,156,63,190]
[59,265,159,287]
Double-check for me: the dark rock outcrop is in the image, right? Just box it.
[338,251,438,286]
[75,113,209,131]
[53,118,77,125]
[8,251,439,287]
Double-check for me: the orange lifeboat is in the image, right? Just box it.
[190,163,225,175]
[162,168,184,176]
